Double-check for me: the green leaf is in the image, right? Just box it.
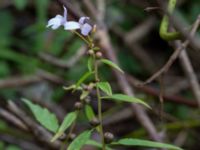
[87,57,94,72]
[14,0,28,10]
[22,99,59,133]
[51,112,77,142]
[80,91,89,100]
[111,138,183,150]
[68,130,92,150]
[74,71,94,90]
[102,94,150,109]
[86,140,112,150]
[85,105,95,121]
[96,82,112,96]
[101,59,124,73]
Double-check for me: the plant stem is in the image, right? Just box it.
[94,58,106,150]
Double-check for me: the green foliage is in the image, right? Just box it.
[102,94,150,108]
[6,145,21,150]
[85,105,95,121]
[111,138,183,150]
[87,56,94,72]
[68,130,92,150]
[96,82,112,96]
[86,140,112,150]
[75,71,94,90]
[13,0,28,10]
[101,59,124,73]
[22,99,59,133]
[51,112,77,142]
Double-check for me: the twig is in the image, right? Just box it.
[175,41,200,107]
[142,16,200,85]
[39,46,86,69]
[0,108,28,131]
[127,75,198,108]
[0,134,44,150]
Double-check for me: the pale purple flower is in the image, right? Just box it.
[46,6,80,30]
[47,6,93,36]
[78,17,93,36]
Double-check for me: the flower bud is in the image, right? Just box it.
[86,83,95,91]
[87,49,94,55]
[89,117,100,127]
[95,52,102,58]
[74,102,83,110]
[69,133,76,141]
[58,133,66,141]
[84,97,91,104]
[104,132,114,143]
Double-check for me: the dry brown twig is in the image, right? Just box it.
[141,16,200,85]
[175,41,200,107]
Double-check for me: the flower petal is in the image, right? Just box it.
[63,6,67,21]
[46,15,63,29]
[81,23,92,36]
[64,21,80,30]
[79,17,90,25]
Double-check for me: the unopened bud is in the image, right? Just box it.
[95,52,102,58]
[90,117,100,127]
[74,102,83,110]
[104,132,114,143]
[87,49,94,55]
[69,133,76,141]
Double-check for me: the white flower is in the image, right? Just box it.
[78,17,93,36]
[46,6,80,30]
[46,6,93,36]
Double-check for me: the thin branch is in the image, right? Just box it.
[175,41,200,107]
[142,16,200,85]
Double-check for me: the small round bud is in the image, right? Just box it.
[95,52,102,58]
[87,83,94,91]
[69,133,76,141]
[74,102,83,110]
[92,24,97,33]
[84,97,91,104]
[95,78,100,83]
[89,117,100,127]
[104,132,114,143]
[87,50,94,55]
[58,133,66,141]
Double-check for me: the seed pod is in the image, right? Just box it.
[84,97,91,104]
[87,49,94,55]
[69,133,76,141]
[58,133,66,141]
[104,132,114,143]
[95,52,102,58]
[87,83,95,91]
[74,102,83,110]
[89,117,100,127]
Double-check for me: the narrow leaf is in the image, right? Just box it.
[86,140,112,150]
[85,105,95,121]
[68,130,92,150]
[75,71,93,90]
[102,94,150,109]
[96,82,112,96]
[80,91,89,100]
[101,59,124,73]
[87,57,94,72]
[51,112,77,142]
[111,138,183,150]
[22,98,59,133]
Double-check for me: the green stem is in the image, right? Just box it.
[159,0,181,41]
[72,31,91,46]
[94,58,106,150]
